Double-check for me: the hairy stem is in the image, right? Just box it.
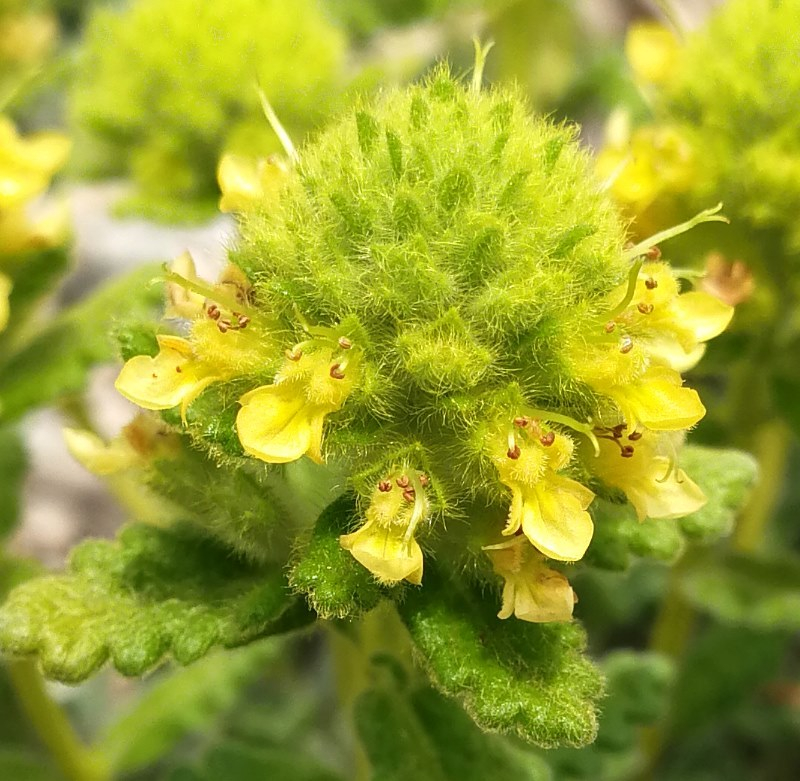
[7,659,109,781]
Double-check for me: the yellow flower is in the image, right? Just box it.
[164,251,206,319]
[0,115,71,255]
[484,537,575,623]
[115,335,221,420]
[237,346,357,464]
[340,471,429,585]
[0,272,10,333]
[625,22,678,86]
[491,425,594,562]
[217,152,290,213]
[591,429,706,521]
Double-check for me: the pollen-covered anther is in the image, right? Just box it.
[513,416,530,428]
[620,335,634,354]
[604,321,617,333]
[418,474,430,488]
[645,277,658,290]
[217,319,231,334]
[378,479,392,492]
[507,445,521,459]
[337,336,352,350]
[620,444,635,458]
[539,431,556,447]
[637,302,655,314]
[235,313,250,329]
[628,430,643,441]
[402,488,416,503]
[329,363,345,380]
[206,304,220,320]
[285,346,303,361]
[645,245,662,260]
[396,475,411,489]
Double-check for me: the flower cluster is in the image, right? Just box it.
[0,116,71,334]
[115,68,732,625]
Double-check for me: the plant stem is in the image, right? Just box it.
[7,659,109,781]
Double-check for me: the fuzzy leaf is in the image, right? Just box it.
[680,551,800,630]
[163,742,343,781]
[0,524,310,683]
[397,569,603,748]
[677,446,758,541]
[356,681,551,781]
[290,495,386,619]
[0,426,26,541]
[0,265,162,422]
[98,638,283,774]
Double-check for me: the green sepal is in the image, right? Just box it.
[677,445,758,541]
[356,684,550,781]
[679,551,800,630]
[289,494,387,619]
[0,264,163,422]
[397,568,603,748]
[0,523,311,683]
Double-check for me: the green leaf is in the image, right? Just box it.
[0,747,54,781]
[0,264,163,422]
[680,551,800,630]
[289,495,386,619]
[0,426,27,541]
[164,742,344,781]
[98,638,283,774]
[0,523,311,683]
[677,446,758,541]
[397,570,603,748]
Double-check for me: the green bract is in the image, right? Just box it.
[70,0,347,219]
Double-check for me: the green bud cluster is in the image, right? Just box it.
[70,0,347,218]
[230,65,627,542]
[662,0,800,262]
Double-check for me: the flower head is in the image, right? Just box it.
[484,536,576,623]
[340,470,429,585]
[491,422,594,562]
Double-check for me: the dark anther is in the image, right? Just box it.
[207,304,220,320]
[620,445,635,458]
[628,431,643,441]
[402,488,416,503]
[418,474,430,487]
[378,480,392,492]
[175,366,182,373]
[637,302,654,314]
[237,314,250,329]
[286,347,302,361]
[396,475,411,489]
[604,321,616,333]
[338,336,352,350]
[507,445,521,459]
[645,277,658,290]
[539,431,555,447]
[329,363,345,380]
[612,423,627,438]
[645,246,661,260]
[619,336,634,354]
[217,319,231,333]
[513,416,529,428]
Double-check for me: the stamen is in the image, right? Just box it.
[236,314,250,329]
[418,474,430,487]
[378,480,392,492]
[286,346,303,361]
[396,475,410,489]
[513,416,529,428]
[527,408,600,456]
[637,302,654,314]
[619,336,634,354]
[402,488,416,503]
[329,363,345,380]
[645,277,658,290]
[604,321,616,333]
[628,431,642,441]
[539,431,555,447]
[207,304,220,320]
[217,319,231,334]
[645,245,662,260]
[175,366,182,373]
[620,445,635,458]
[507,431,520,459]
[338,336,352,350]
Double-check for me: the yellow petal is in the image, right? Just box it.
[670,291,734,344]
[0,272,10,333]
[165,251,205,319]
[340,521,424,585]
[627,460,707,521]
[609,367,705,431]
[645,335,706,373]
[218,153,263,213]
[522,478,594,562]
[63,428,140,476]
[502,562,575,623]
[115,336,208,411]
[237,382,326,464]
[625,22,678,85]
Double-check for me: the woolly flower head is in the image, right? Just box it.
[70,0,347,218]
[117,66,729,623]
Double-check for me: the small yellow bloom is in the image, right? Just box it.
[592,429,706,521]
[484,537,575,623]
[115,335,221,420]
[492,427,594,562]
[217,152,290,213]
[0,272,10,333]
[340,471,429,585]
[164,251,206,319]
[625,22,678,86]
[237,347,357,464]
